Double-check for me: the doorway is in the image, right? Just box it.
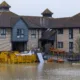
[41,40,54,52]
[12,42,27,52]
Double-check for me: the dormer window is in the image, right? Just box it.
[17,29,24,38]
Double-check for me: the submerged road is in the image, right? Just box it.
[0,62,80,80]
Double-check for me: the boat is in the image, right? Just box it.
[47,58,53,62]
[57,59,64,63]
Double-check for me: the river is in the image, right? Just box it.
[0,62,80,80]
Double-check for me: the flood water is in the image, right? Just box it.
[0,62,80,80]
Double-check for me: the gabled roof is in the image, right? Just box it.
[22,16,47,28]
[0,1,80,29]
[0,11,19,27]
[21,14,80,29]
[64,13,80,28]
[0,12,78,29]
[72,13,80,17]
[0,8,80,28]
[0,1,11,8]
[21,16,70,29]
[41,8,53,15]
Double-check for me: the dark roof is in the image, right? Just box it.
[41,8,53,15]
[0,1,11,8]
[64,13,80,28]
[0,1,80,29]
[0,11,19,27]
[22,16,71,28]
[0,9,80,28]
[48,17,71,28]
[21,14,80,28]
[40,29,56,40]
[22,16,48,28]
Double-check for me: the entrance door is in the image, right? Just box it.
[12,42,27,52]
[41,40,54,52]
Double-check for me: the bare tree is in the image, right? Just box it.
[75,37,80,53]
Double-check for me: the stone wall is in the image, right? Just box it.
[0,29,12,51]
[57,28,80,53]
[27,29,42,50]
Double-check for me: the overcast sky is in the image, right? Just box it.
[0,0,80,18]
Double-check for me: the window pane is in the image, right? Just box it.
[69,42,73,52]
[69,29,73,34]
[58,42,63,48]
[1,29,6,35]
[31,30,36,38]
[79,28,80,33]
[0,29,6,38]
[31,34,36,38]
[31,30,36,34]
[69,42,73,49]
[69,34,73,39]
[69,29,73,39]
[21,29,24,34]
[17,29,24,38]
[17,29,20,35]
[58,29,63,34]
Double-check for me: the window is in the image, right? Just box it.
[58,29,63,34]
[17,29,24,38]
[69,29,73,39]
[58,42,63,48]
[0,29,6,37]
[79,28,80,33]
[31,30,36,38]
[69,42,73,52]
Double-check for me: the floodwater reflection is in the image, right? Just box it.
[0,63,80,80]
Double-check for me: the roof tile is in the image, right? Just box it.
[41,8,53,14]
[0,1,11,8]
